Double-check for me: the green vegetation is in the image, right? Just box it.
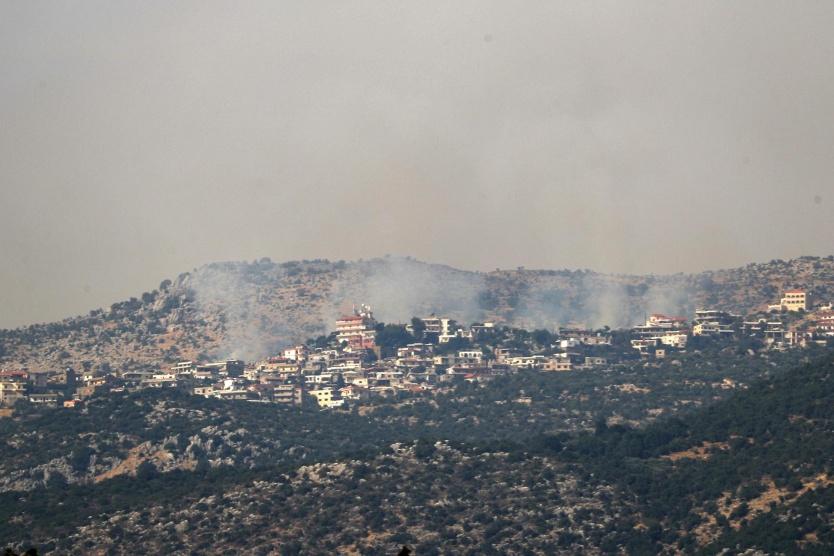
[4,346,834,553]
[557,352,834,554]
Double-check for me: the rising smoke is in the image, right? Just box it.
[184,256,693,361]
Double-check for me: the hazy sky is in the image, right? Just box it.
[2,2,834,328]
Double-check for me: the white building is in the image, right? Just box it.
[780,290,808,311]
[692,309,736,336]
[631,314,688,351]
[308,388,345,408]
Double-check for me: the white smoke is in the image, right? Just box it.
[183,256,698,362]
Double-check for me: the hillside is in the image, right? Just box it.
[0,345,804,496]
[562,351,834,554]
[2,255,833,372]
[3,345,834,553]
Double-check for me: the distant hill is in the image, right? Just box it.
[1,255,833,371]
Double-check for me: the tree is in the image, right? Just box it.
[135,461,158,481]
[70,447,94,474]
[414,438,436,459]
[434,336,471,354]
[374,324,413,356]
[45,471,68,490]
[532,329,554,347]
[410,318,426,341]
[279,541,302,556]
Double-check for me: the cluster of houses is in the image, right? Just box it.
[629,289,834,356]
[2,289,833,412]
[0,306,611,411]
[174,308,617,409]
[0,367,76,413]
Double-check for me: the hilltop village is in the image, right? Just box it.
[2,289,834,413]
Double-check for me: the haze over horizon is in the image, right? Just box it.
[3,2,834,328]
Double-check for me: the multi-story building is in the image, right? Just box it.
[282,346,309,362]
[457,350,483,365]
[814,311,834,335]
[635,314,688,333]
[439,328,473,344]
[396,343,433,358]
[197,360,245,377]
[211,389,250,400]
[259,358,300,373]
[336,304,377,351]
[327,355,363,372]
[395,343,433,369]
[771,290,809,312]
[274,384,304,406]
[0,371,27,407]
[631,314,688,350]
[583,356,608,368]
[339,384,370,402]
[48,367,76,387]
[142,374,179,388]
[493,347,513,362]
[742,318,767,336]
[432,354,457,367]
[659,332,688,348]
[506,355,547,369]
[409,315,473,343]
[764,321,787,344]
[579,333,613,346]
[692,310,737,336]
[412,315,450,336]
[170,361,196,374]
[542,358,573,372]
[470,322,496,338]
[29,393,60,407]
[308,387,344,408]
[304,373,334,385]
[308,349,338,366]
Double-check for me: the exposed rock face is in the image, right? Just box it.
[2,255,833,370]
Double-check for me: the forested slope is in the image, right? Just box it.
[566,352,834,553]
[4,348,834,553]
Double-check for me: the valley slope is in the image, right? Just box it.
[3,345,834,554]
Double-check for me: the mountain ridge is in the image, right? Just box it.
[2,255,833,372]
